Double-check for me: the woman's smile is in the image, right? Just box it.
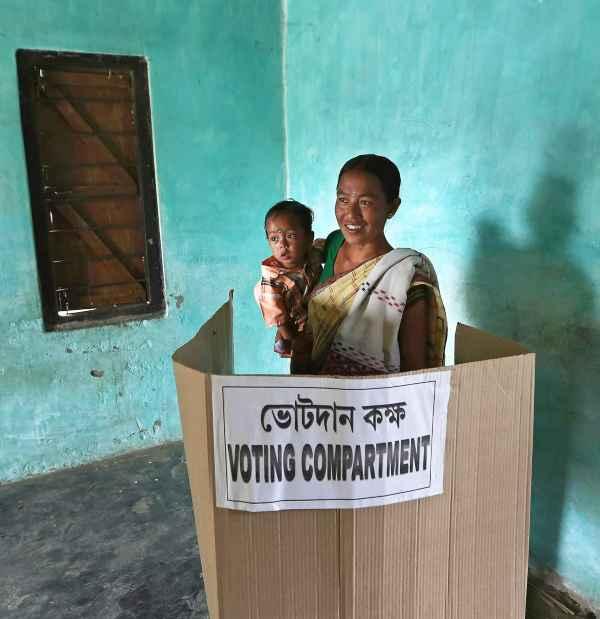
[335,169,397,250]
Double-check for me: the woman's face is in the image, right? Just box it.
[335,169,399,248]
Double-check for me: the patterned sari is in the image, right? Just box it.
[306,247,447,376]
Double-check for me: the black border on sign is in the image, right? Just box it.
[220,380,438,505]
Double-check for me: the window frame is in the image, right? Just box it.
[16,49,165,331]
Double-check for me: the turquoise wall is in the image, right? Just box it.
[0,0,286,481]
[285,0,600,606]
[2,0,599,608]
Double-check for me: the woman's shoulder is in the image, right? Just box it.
[391,247,435,266]
[400,249,438,287]
[383,248,440,285]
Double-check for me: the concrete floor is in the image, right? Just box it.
[0,443,208,619]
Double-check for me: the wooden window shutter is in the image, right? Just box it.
[17,50,165,330]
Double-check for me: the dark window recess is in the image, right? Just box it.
[17,50,165,330]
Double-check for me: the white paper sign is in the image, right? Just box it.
[211,371,451,512]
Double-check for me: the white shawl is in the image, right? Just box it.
[328,249,433,374]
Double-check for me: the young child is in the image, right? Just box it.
[254,200,322,360]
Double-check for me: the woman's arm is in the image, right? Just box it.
[399,293,429,371]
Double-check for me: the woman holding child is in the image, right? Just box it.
[255,154,447,375]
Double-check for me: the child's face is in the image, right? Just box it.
[266,213,313,269]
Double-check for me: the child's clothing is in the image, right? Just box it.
[254,247,322,357]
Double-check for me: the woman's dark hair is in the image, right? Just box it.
[338,154,401,202]
[264,199,314,234]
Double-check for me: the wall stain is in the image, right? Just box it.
[170,293,184,309]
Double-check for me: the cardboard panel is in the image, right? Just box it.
[174,297,340,618]
[172,291,234,374]
[448,354,534,619]
[413,369,458,618]
[214,508,340,618]
[347,354,533,619]
[339,510,356,619]
[173,297,234,619]
[279,510,340,617]
[174,301,535,619]
[348,368,456,619]
[455,323,530,364]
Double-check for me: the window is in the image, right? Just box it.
[17,50,164,330]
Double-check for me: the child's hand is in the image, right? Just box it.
[274,338,292,357]
[276,323,295,342]
[274,324,294,358]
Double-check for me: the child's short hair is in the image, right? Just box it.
[264,199,314,234]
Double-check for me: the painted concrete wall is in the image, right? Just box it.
[285,0,600,607]
[2,0,599,608]
[0,0,286,482]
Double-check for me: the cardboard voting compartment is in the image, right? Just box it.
[172,296,535,619]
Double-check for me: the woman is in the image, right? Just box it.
[303,154,447,375]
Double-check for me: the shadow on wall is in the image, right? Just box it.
[465,127,599,571]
